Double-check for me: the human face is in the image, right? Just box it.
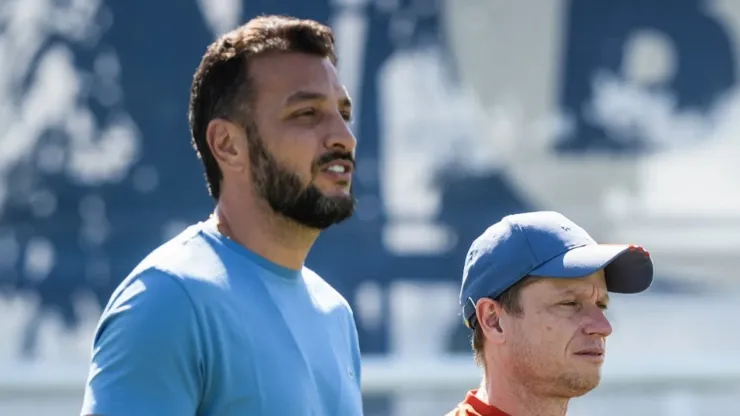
[247,52,357,229]
[501,271,612,397]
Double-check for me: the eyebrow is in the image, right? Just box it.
[560,288,610,304]
[284,90,352,109]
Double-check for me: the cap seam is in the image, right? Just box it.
[514,219,538,272]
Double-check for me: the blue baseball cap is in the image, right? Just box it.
[460,211,653,329]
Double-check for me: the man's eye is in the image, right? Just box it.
[294,108,318,118]
[560,301,579,307]
[341,111,353,122]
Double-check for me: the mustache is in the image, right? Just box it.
[314,151,355,169]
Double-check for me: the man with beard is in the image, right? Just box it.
[81,15,363,416]
[447,211,654,416]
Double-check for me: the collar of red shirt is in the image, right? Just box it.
[461,389,510,416]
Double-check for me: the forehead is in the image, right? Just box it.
[249,52,346,101]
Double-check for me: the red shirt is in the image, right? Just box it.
[446,390,510,416]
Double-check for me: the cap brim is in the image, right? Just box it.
[528,244,654,294]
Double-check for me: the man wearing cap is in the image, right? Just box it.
[446,211,653,416]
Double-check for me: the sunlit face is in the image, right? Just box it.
[245,52,357,229]
[499,271,612,397]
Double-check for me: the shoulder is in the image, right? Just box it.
[88,267,204,396]
[131,221,225,284]
[109,222,234,306]
[99,267,200,340]
[302,267,353,314]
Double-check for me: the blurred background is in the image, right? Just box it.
[1,0,740,415]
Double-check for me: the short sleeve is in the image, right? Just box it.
[346,305,362,388]
[81,270,202,416]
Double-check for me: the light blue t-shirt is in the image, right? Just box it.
[81,220,363,416]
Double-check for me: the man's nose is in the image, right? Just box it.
[584,308,613,337]
[324,114,357,152]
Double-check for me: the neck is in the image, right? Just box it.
[479,375,569,416]
[213,191,319,271]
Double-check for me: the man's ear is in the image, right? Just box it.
[206,118,247,173]
[475,298,506,345]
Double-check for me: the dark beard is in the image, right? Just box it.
[246,123,355,229]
